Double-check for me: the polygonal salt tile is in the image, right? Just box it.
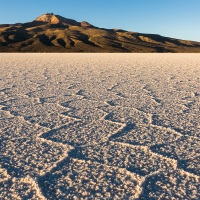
[110,93,159,113]
[0,96,34,108]
[152,111,200,138]
[39,158,142,199]
[0,137,73,177]
[103,106,151,124]
[110,123,181,147]
[72,142,177,176]
[41,120,122,146]
[2,102,69,121]
[0,176,46,200]
[0,116,48,141]
[61,99,106,121]
[26,113,76,129]
[139,169,199,200]
[150,136,200,176]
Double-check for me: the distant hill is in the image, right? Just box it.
[0,13,200,52]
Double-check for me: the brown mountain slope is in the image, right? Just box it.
[0,13,200,52]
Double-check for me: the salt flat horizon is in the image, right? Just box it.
[0,53,199,199]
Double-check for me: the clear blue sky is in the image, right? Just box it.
[0,0,200,42]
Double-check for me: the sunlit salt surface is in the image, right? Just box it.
[0,53,199,199]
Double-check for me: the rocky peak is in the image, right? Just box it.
[35,13,58,24]
[34,13,80,26]
[81,21,93,27]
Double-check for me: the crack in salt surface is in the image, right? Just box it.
[1,53,200,199]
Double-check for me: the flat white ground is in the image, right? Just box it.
[0,53,199,199]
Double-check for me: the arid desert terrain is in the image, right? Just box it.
[0,53,199,199]
[1,13,200,53]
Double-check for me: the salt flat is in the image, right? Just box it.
[0,53,199,199]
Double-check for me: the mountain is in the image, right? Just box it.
[35,13,80,26]
[0,13,200,52]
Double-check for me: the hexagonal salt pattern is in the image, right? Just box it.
[0,53,200,199]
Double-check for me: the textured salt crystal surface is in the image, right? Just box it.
[0,53,199,199]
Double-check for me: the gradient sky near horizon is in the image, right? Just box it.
[0,0,200,42]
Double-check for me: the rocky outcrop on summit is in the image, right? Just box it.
[34,13,93,28]
[81,21,93,27]
[35,13,80,26]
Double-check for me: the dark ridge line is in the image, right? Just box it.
[107,122,136,142]
[75,89,86,98]
[0,156,23,178]
[150,143,200,176]
[37,154,72,200]
[116,92,128,98]
[135,171,165,200]
[151,114,196,137]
